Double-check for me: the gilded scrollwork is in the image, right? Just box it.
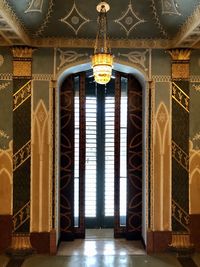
[172,140,189,171]
[0,82,11,92]
[172,82,189,113]
[172,199,189,231]
[57,49,88,71]
[13,80,31,111]
[0,129,9,140]
[12,202,30,232]
[118,50,148,71]
[13,140,31,171]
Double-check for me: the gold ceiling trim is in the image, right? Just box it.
[31,37,172,48]
[0,1,30,45]
[172,5,200,47]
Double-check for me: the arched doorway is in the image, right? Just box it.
[57,63,147,243]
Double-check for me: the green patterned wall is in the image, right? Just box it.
[0,48,13,150]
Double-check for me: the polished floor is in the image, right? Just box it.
[1,229,200,266]
[57,229,145,256]
[1,253,200,267]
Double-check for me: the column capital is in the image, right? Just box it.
[167,48,191,80]
[167,48,191,61]
[12,46,36,59]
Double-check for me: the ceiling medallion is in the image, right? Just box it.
[115,1,145,36]
[161,0,180,15]
[60,2,89,35]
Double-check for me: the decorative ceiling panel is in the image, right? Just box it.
[0,0,200,48]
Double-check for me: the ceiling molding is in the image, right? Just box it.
[30,37,172,49]
[172,5,200,48]
[0,0,30,45]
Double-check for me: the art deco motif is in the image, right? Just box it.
[161,0,180,15]
[0,54,4,66]
[13,80,31,111]
[0,143,12,215]
[173,5,200,47]
[10,233,33,250]
[168,48,191,61]
[0,82,11,91]
[12,202,30,232]
[152,75,171,82]
[32,37,171,48]
[0,129,9,139]
[172,82,189,113]
[25,0,44,13]
[31,100,50,232]
[33,0,54,37]
[115,2,145,36]
[13,141,31,171]
[13,61,32,77]
[153,102,171,230]
[193,132,200,142]
[60,2,89,35]
[172,140,189,171]
[118,50,148,70]
[0,1,30,44]
[0,73,12,80]
[57,49,88,70]
[190,76,200,83]
[192,84,200,92]
[189,140,200,213]
[151,0,168,38]
[32,74,53,81]
[12,47,34,58]
[172,199,189,231]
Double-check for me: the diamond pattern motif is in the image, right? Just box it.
[60,2,89,35]
[115,3,145,36]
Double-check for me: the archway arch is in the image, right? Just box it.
[55,60,149,247]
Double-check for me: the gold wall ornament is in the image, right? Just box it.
[172,140,189,171]
[12,202,30,232]
[12,47,35,59]
[13,140,31,171]
[168,48,191,61]
[172,199,190,231]
[13,80,31,111]
[0,144,13,215]
[168,48,191,79]
[172,82,190,112]
[13,60,32,78]
[171,62,189,80]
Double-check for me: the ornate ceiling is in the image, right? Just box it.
[0,0,200,49]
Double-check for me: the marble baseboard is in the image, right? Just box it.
[146,230,172,253]
[190,214,200,252]
[0,215,12,253]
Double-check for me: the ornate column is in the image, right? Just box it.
[168,48,194,253]
[8,47,34,256]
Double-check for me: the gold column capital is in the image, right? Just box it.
[12,46,36,59]
[168,48,191,80]
[167,48,191,61]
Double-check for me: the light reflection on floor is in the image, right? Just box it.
[57,239,145,256]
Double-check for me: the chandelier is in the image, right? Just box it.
[92,1,113,85]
